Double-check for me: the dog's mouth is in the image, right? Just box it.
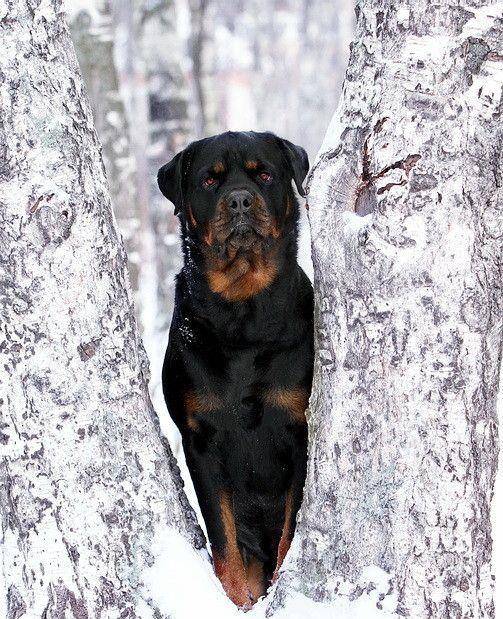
[227,219,262,250]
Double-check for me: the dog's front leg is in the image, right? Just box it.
[273,426,308,582]
[182,438,254,609]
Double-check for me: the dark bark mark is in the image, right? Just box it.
[28,193,55,214]
[36,202,76,245]
[410,173,438,193]
[463,37,491,75]
[377,179,407,195]
[47,584,89,619]
[7,585,26,619]
[373,117,388,134]
[355,131,421,215]
[380,153,421,177]
[78,340,100,361]
[0,421,9,444]
[343,319,370,369]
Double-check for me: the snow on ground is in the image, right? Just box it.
[142,529,240,619]
[143,528,401,619]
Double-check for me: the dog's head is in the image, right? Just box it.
[158,131,309,301]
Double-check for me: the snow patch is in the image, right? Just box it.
[401,34,450,64]
[396,8,410,29]
[142,530,399,618]
[143,528,238,619]
[340,210,373,232]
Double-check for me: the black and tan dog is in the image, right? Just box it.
[158,131,313,608]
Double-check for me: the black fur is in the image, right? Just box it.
[158,131,313,606]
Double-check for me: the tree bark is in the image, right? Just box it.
[0,2,205,616]
[269,1,502,617]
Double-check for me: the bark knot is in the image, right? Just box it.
[78,339,100,361]
[354,127,421,215]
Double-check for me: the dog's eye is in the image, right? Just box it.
[202,176,217,189]
[258,172,272,183]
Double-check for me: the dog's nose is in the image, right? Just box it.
[228,190,252,215]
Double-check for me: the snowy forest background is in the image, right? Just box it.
[66,0,353,454]
[64,0,502,614]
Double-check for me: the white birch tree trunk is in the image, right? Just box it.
[269,2,502,617]
[0,2,207,616]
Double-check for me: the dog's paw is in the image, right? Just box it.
[221,576,254,610]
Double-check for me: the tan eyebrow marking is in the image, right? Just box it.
[184,389,222,431]
[212,161,225,174]
[245,160,259,170]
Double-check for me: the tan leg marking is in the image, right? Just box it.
[245,555,265,601]
[272,488,294,582]
[213,490,253,609]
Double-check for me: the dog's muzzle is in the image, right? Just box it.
[225,188,259,248]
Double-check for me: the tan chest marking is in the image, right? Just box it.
[207,256,278,302]
[263,387,309,423]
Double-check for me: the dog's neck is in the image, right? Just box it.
[180,224,298,305]
[175,227,306,348]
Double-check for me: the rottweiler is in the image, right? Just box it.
[158,131,313,608]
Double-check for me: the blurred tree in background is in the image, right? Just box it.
[67,0,354,448]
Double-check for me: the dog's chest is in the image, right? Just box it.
[224,349,259,397]
[206,347,286,430]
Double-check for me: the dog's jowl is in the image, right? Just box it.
[158,131,314,608]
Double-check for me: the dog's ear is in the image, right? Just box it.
[157,149,188,215]
[276,137,310,197]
